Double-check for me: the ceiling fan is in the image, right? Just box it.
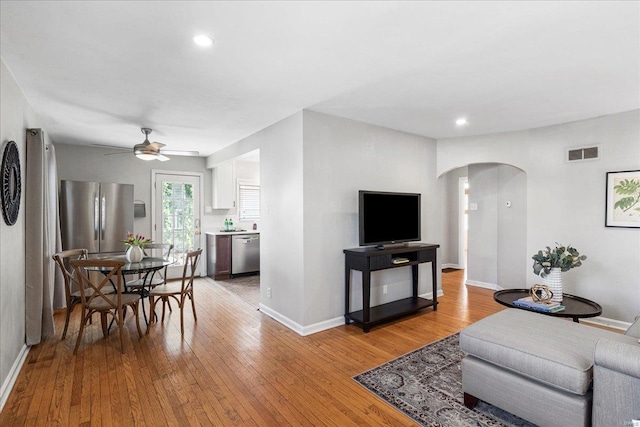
[103,128,199,161]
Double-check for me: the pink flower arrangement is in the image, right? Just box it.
[121,232,152,248]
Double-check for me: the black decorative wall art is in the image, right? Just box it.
[1,140,21,225]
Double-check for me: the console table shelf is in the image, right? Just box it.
[346,297,435,329]
[344,243,440,332]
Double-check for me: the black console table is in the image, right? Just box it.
[344,243,439,332]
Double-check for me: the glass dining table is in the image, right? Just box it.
[87,253,174,325]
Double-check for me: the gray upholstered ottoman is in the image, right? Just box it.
[460,309,637,427]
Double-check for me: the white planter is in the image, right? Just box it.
[543,268,563,303]
[125,245,144,263]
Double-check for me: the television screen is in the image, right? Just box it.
[359,190,421,246]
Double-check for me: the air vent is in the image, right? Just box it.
[567,145,600,162]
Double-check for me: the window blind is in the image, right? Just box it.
[238,184,260,220]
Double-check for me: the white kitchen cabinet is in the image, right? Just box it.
[212,161,236,209]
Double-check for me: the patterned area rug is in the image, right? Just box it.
[353,334,536,427]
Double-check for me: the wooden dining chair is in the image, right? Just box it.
[52,248,98,340]
[69,259,143,354]
[147,249,202,335]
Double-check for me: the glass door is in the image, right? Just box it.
[153,172,202,278]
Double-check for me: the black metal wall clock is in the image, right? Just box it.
[1,140,21,225]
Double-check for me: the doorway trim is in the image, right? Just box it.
[458,176,468,270]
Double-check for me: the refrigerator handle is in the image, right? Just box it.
[101,193,106,240]
[94,193,99,241]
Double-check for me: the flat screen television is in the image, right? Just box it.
[359,190,421,247]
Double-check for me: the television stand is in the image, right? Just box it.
[344,243,440,332]
[374,242,411,250]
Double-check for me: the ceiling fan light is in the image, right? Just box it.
[135,152,158,161]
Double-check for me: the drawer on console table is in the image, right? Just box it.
[369,254,392,270]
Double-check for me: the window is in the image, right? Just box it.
[238,182,260,221]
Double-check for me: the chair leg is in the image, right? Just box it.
[133,302,143,338]
[61,305,74,340]
[73,313,88,355]
[180,297,185,336]
[101,312,109,337]
[146,296,156,334]
[190,291,197,322]
[139,292,148,326]
[161,297,168,323]
[117,307,125,354]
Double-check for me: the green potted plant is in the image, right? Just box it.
[532,243,586,302]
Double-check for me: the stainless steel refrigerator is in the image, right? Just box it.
[59,180,134,253]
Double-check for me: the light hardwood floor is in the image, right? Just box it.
[1,269,504,426]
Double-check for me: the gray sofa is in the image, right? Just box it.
[460,309,640,427]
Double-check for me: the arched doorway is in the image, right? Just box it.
[441,163,527,290]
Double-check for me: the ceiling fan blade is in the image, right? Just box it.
[93,130,195,161]
[93,144,127,149]
[160,150,200,157]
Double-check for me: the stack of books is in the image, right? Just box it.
[513,296,566,313]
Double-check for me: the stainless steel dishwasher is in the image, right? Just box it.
[231,234,260,275]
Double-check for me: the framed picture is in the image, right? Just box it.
[605,170,640,228]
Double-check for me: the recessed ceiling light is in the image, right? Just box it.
[193,35,214,47]
[456,118,468,126]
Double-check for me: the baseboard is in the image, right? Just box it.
[419,289,445,300]
[0,344,29,413]
[258,304,346,336]
[465,279,499,290]
[580,316,631,332]
[301,316,345,336]
[442,263,461,270]
[259,287,449,336]
[258,304,305,335]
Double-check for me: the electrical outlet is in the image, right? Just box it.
[267,287,272,298]
[383,285,388,295]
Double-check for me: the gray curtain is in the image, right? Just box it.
[25,128,61,345]
[50,144,64,309]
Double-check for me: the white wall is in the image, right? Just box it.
[205,136,261,168]
[0,59,44,408]
[258,114,305,324]
[496,164,527,289]
[438,110,640,322]
[235,159,260,185]
[302,111,441,326]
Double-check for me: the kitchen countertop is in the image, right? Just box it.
[206,230,260,236]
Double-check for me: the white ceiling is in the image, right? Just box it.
[1,1,639,157]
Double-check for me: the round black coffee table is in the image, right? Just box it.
[494,288,602,323]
